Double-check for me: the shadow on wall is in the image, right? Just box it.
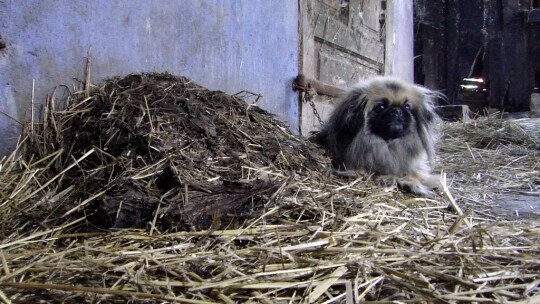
[0,87,21,157]
[1,34,19,156]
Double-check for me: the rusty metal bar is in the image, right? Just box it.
[293,74,345,97]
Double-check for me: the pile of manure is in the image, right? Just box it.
[8,72,330,232]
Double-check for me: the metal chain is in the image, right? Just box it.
[302,84,324,125]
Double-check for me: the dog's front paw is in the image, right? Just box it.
[397,178,435,197]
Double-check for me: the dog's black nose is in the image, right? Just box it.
[390,107,403,117]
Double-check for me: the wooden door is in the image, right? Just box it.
[298,0,386,134]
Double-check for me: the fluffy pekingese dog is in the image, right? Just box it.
[310,77,443,196]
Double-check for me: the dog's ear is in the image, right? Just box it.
[308,129,327,146]
[413,88,443,161]
[312,86,368,169]
[338,87,368,132]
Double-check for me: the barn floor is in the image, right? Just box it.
[0,74,538,303]
[492,193,540,220]
[439,117,540,222]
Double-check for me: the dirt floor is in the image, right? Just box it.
[493,193,540,220]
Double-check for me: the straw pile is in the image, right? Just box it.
[8,73,330,231]
[0,73,538,303]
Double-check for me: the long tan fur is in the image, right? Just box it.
[310,77,443,196]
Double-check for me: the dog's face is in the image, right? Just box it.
[367,97,414,140]
[353,78,436,141]
[309,77,443,195]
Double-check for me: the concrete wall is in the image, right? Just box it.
[0,0,299,156]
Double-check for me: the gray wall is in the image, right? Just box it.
[0,0,299,156]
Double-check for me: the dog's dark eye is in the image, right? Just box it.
[373,103,386,113]
[403,103,412,111]
[374,98,389,113]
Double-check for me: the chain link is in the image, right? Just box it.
[302,84,325,125]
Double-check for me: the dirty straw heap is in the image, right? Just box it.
[19,73,330,230]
